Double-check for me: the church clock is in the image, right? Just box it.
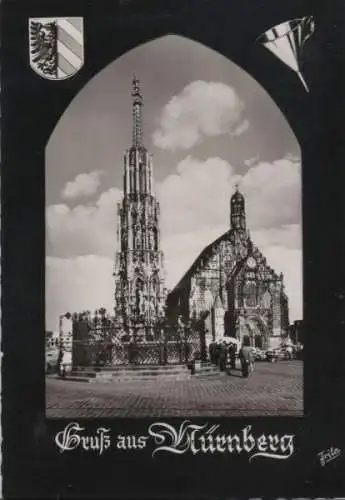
[247,256,257,269]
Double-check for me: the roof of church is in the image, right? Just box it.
[170,230,231,294]
[169,229,282,297]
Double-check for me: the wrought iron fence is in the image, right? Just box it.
[72,330,202,367]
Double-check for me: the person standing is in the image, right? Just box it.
[219,343,227,371]
[229,342,237,370]
[208,341,215,364]
[249,348,255,375]
[57,349,63,377]
[215,342,221,368]
[239,339,254,377]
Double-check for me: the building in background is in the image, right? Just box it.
[288,319,304,344]
[45,330,59,349]
[45,330,60,373]
[113,77,166,340]
[167,187,290,350]
[58,313,73,373]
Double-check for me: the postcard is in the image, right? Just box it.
[1,0,345,497]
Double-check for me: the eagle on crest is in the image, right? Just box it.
[29,20,57,77]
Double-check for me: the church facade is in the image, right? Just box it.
[167,188,289,350]
[114,77,166,340]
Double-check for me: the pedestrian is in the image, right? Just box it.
[249,349,255,375]
[57,349,63,377]
[215,342,221,368]
[286,345,293,360]
[95,350,101,367]
[229,342,237,370]
[219,343,227,372]
[208,341,215,364]
[239,339,254,378]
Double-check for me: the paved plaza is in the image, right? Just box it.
[46,360,303,418]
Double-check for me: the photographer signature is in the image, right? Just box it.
[318,447,341,466]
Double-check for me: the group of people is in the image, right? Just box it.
[208,338,255,378]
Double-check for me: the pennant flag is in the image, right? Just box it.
[257,16,315,92]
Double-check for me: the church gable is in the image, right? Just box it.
[188,235,239,316]
[167,187,289,349]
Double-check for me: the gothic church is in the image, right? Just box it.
[167,187,289,350]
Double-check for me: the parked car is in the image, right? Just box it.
[280,346,294,360]
[254,348,266,361]
[247,347,265,361]
[266,348,286,362]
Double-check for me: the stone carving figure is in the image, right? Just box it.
[139,289,145,314]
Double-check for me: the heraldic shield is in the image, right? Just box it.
[29,17,84,80]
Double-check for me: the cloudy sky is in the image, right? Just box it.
[46,35,302,332]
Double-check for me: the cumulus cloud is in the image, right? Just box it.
[157,156,234,236]
[46,154,302,325]
[46,255,114,331]
[242,157,301,230]
[157,155,301,237]
[244,156,259,167]
[153,81,249,150]
[47,187,121,258]
[232,119,250,136]
[62,170,103,199]
[251,225,301,250]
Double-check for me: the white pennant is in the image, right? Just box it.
[257,16,315,92]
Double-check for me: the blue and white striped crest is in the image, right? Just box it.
[29,17,84,80]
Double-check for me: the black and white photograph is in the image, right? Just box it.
[3,1,345,498]
[45,34,304,418]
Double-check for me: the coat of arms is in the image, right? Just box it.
[29,17,84,80]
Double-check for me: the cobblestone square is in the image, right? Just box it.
[46,360,303,418]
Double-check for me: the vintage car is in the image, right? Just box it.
[248,347,266,361]
[254,348,266,361]
[265,348,286,362]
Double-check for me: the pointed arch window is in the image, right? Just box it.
[261,290,272,309]
[244,281,257,307]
